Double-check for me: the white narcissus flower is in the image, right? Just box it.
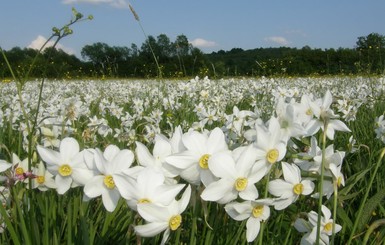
[135,134,180,182]
[168,126,187,154]
[0,159,12,173]
[226,106,257,137]
[295,205,342,245]
[0,159,12,182]
[296,93,316,126]
[309,205,342,237]
[313,144,345,173]
[294,136,320,172]
[269,162,314,210]
[125,167,185,211]
[295,138,345,178]
[313,161,346,200]
[30,161,56,191]
[253,117,287,175]
[11,153,30,183]
[275,98,307,140]
[83,145,135,212]
[165,127,229,186]
[329,163,345,188]
[224,199,272,242]
[40,126,60,148]
[135,185,191,245]
[305,90,351,140]
[201,145,265,204]
[37,137,94,194]
[374,115,385,143]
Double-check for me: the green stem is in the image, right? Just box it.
[347,147,385,244]
[258,167,272,245]
[362,219,385,245]
[316,121,328,245]
[331,180,338,244]
[190,186,198,245]
[175,227,181,244]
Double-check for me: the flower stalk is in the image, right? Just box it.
[316,121,328,245]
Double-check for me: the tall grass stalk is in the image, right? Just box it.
[0,8,92,244]
[1,8,92,178]
[128,3,162,79]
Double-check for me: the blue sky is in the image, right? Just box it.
[1,0,385,58]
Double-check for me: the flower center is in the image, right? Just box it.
[15,167,24,176]
[337,176,343,188]
[324,222,333,232]
[266,149,279,164]
[58,164,72,177]
[252,205,264,218]
[306,108,313,116]
[293,183,304,195]
[234,177,248,191]
[103,175,115,189]
[281,120,289,128]
[199,154,210,169]
[169,214,182,231]
[138,198,151,204]
[37,176,45,184]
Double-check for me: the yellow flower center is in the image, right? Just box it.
[37,176,45,184]
[293,183,304,195]
[324,222,333,232]
[252,205,264,218]
[199,154,210,169]
[337,176,343,188]
[15,167,24,176]
[103,175,115,189]
[169,214,182,231]
[306,108,313,116]
[234,177,248,191]
[138,198,151,204]
[266,149,279,164]
[58,164,72,177]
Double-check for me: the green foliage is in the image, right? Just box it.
[2,33,385,79]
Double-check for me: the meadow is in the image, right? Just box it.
[0,75,384,244]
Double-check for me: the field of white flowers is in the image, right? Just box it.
[0,76,385,244]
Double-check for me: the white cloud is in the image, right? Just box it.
[189,38,217,48]
[62,0,130,8]
[264,36,290,46]
[28,35,76,55]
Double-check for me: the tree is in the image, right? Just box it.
[356,33,385,73]
[42,47,83,78]
[156,34,172,60]
[139,35,159,77]
[81,42,131,77]
[173,34,191,76]
[81,42,111,75]
[356,33,385,50]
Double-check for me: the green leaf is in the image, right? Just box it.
[357,188,385,232]
[337,207,353,231]
[0,200,21,245]
[339,167,371,197]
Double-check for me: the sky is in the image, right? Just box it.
[1,0,385,58]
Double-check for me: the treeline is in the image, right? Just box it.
[1,33,385,79]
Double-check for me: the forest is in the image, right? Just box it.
[1,32,384,79]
